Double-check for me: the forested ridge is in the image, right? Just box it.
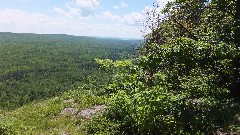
[0,32,140,110]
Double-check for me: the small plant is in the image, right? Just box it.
[83,115,121,135]
[0,116,15,135]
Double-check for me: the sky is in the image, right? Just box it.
[0,0,171,39]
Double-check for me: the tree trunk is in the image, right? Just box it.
[231,0,240,97]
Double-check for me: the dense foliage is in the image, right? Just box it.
[0,32,140,110]
[88,0,240,134]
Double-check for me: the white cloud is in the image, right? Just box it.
[113,2,128,9]
[52,0,100,17]
[101,11,121,20]
[98,11,144,26]
[74,0,99,10]
[52,7,67,16]
[123,12,144,26]
[74,0,99,16]
[52,6,80,18]
[0,0,175,39]
[0,9,142,38]
[103,0,171,27]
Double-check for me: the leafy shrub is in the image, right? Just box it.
[89,0,240,134]
[0,115,15,135]
[93,58,238,135]
[83,115,121,135]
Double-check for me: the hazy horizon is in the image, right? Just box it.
[0,0,171,39]
[0,31,144,40]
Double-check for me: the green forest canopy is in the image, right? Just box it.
[0,32,141,110]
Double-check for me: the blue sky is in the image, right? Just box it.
[0,0,171,39]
